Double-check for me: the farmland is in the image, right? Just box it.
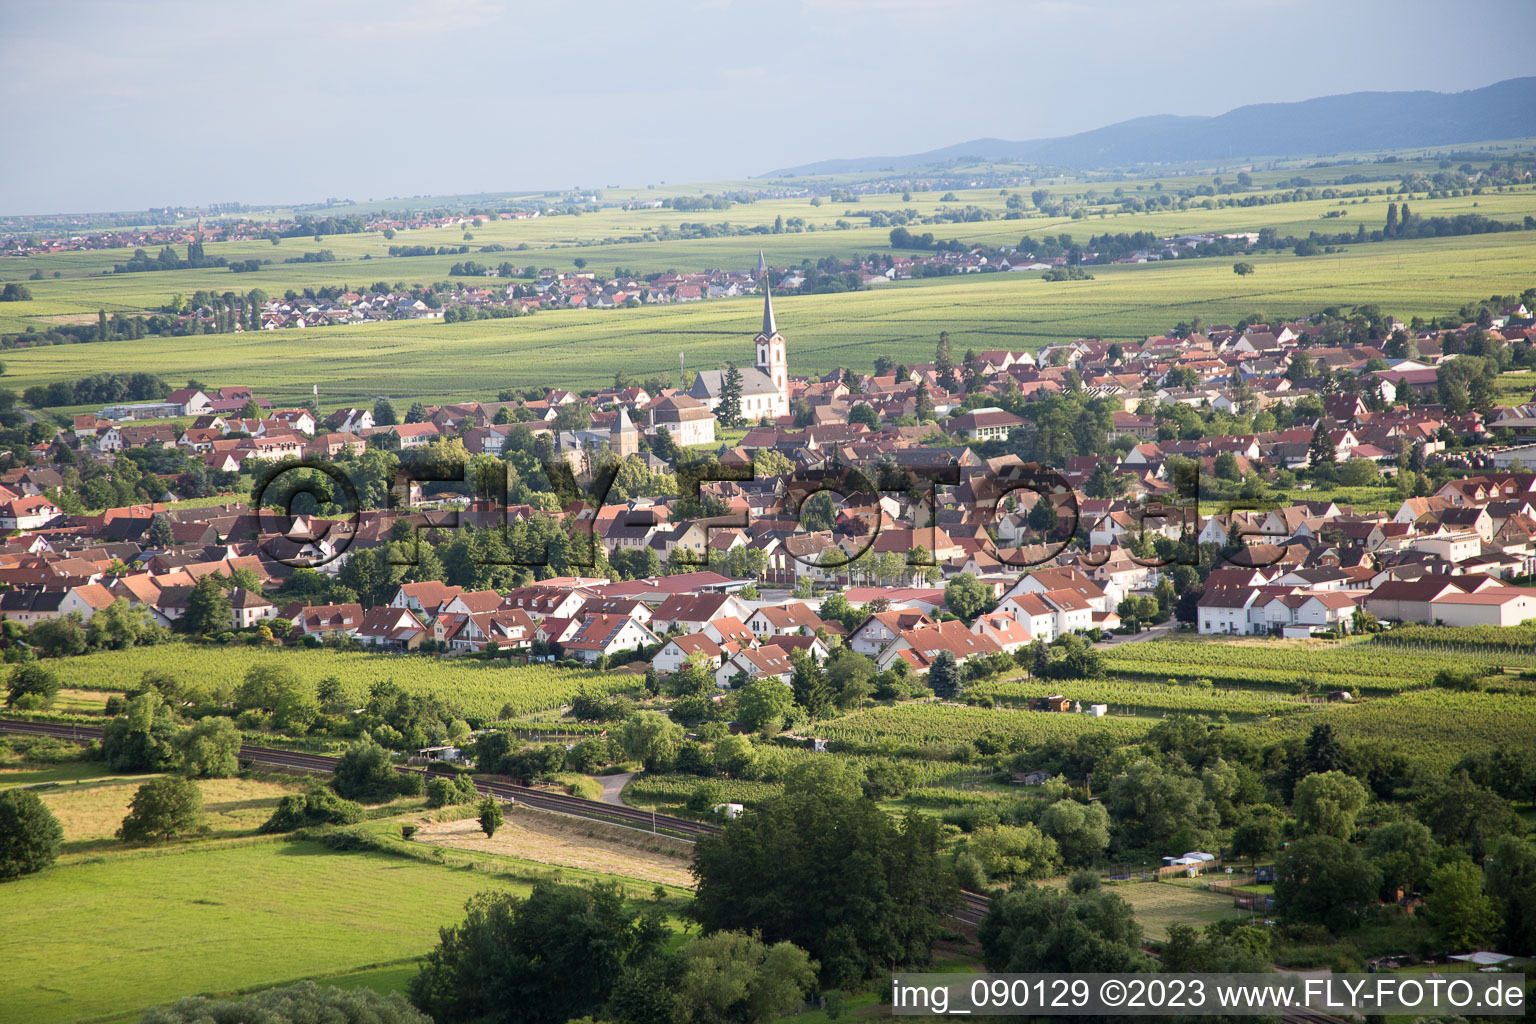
[3,180,1535,404]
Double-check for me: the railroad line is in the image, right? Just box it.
[0,718,717,840]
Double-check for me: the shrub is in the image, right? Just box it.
[426,774,479,809]
[0,788,64,878]
[137,980,430,1024]
[258,788,365,834]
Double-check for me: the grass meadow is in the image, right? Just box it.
[0,839,532,1024]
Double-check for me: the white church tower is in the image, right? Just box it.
[753,250,789,407]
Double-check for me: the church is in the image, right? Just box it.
[686,254,790,422]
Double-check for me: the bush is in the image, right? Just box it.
[138,980,430,1024]
[118,776,204,843]
[259,788,365,834]
[426,774,479,809]
[0,788,64,878]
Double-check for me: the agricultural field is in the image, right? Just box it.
[817,702,1155,750]
[1099,638,1516,693]
[27,643,643,720]
[3,181,1535,404]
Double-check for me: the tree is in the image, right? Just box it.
[139,981,430,1024]
[692,769,955,988]
[1038,799,1111,866]
[1231,809,1283,867]
[1425,860,1502,951]
[849,403,879,429]
[927,650,960,699]
[410,882,667,1024]
[1274,835,1381,931]
[6,663,60,709]
[182,574,231,635]
[118,775,205,843]
[979,885,1148,973]
[618,711,684,772]
[914,380,934,422]
[1364,820,1441,901]
[331,740,421,802]
[670,930,818,1024]
[373,397,399,426]
[1084,461,1129,499]
[478,795,503,838]
[176,716,241,778]
[736,679,795,734]
[790,650,834,719]
[147,512,175,549]
[101,691,184,772]
[934,332,956,391]
[968,823,1060,881]
[1103,757,1219,851]
[824,648,875,710]
[944,573,991,621]
[1233,262,1256,277]
[0,788,64,879]
[1292,770,1368,840]
[718,363,744,428]
[1484,834,1536,957]
[1307,421,1336,469]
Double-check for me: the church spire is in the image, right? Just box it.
[757,249,777,337]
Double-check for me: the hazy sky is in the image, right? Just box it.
[2,0,1531,214]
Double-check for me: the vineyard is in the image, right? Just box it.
[32,644,640,719]
[817,703,1153,750]
[965,676,1311,718]
[1234,688,1536,771]
[1373,624,1536,656]
[1100,640,1493,694]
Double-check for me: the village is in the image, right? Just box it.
[3,276,1536,694]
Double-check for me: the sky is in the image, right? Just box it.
[2,0,1532,215]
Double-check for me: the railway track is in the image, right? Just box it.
[0,718,719,841]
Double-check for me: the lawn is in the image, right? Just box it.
[0,840,534,1024]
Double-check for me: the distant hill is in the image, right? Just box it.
[764,77,1536,176]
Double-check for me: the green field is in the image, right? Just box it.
[3,179,1534,404]
[0,840,530,1024]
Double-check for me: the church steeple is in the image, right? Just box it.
[757,249,777,336]
[753,250,788,407]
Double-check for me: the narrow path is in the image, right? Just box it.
[597,771,635,806]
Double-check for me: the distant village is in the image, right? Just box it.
[6,278,1536,687]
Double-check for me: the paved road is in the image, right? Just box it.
[597,771,635,806]
[1099,621,1178,647]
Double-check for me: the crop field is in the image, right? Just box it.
[818,703,1154,750]
[1237,687,1536,771]
[966,675,1311,717]
[1100,639,1493,694]
[34,644,641,720]
[0,840,534,1024]
[3,182,1534,403]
